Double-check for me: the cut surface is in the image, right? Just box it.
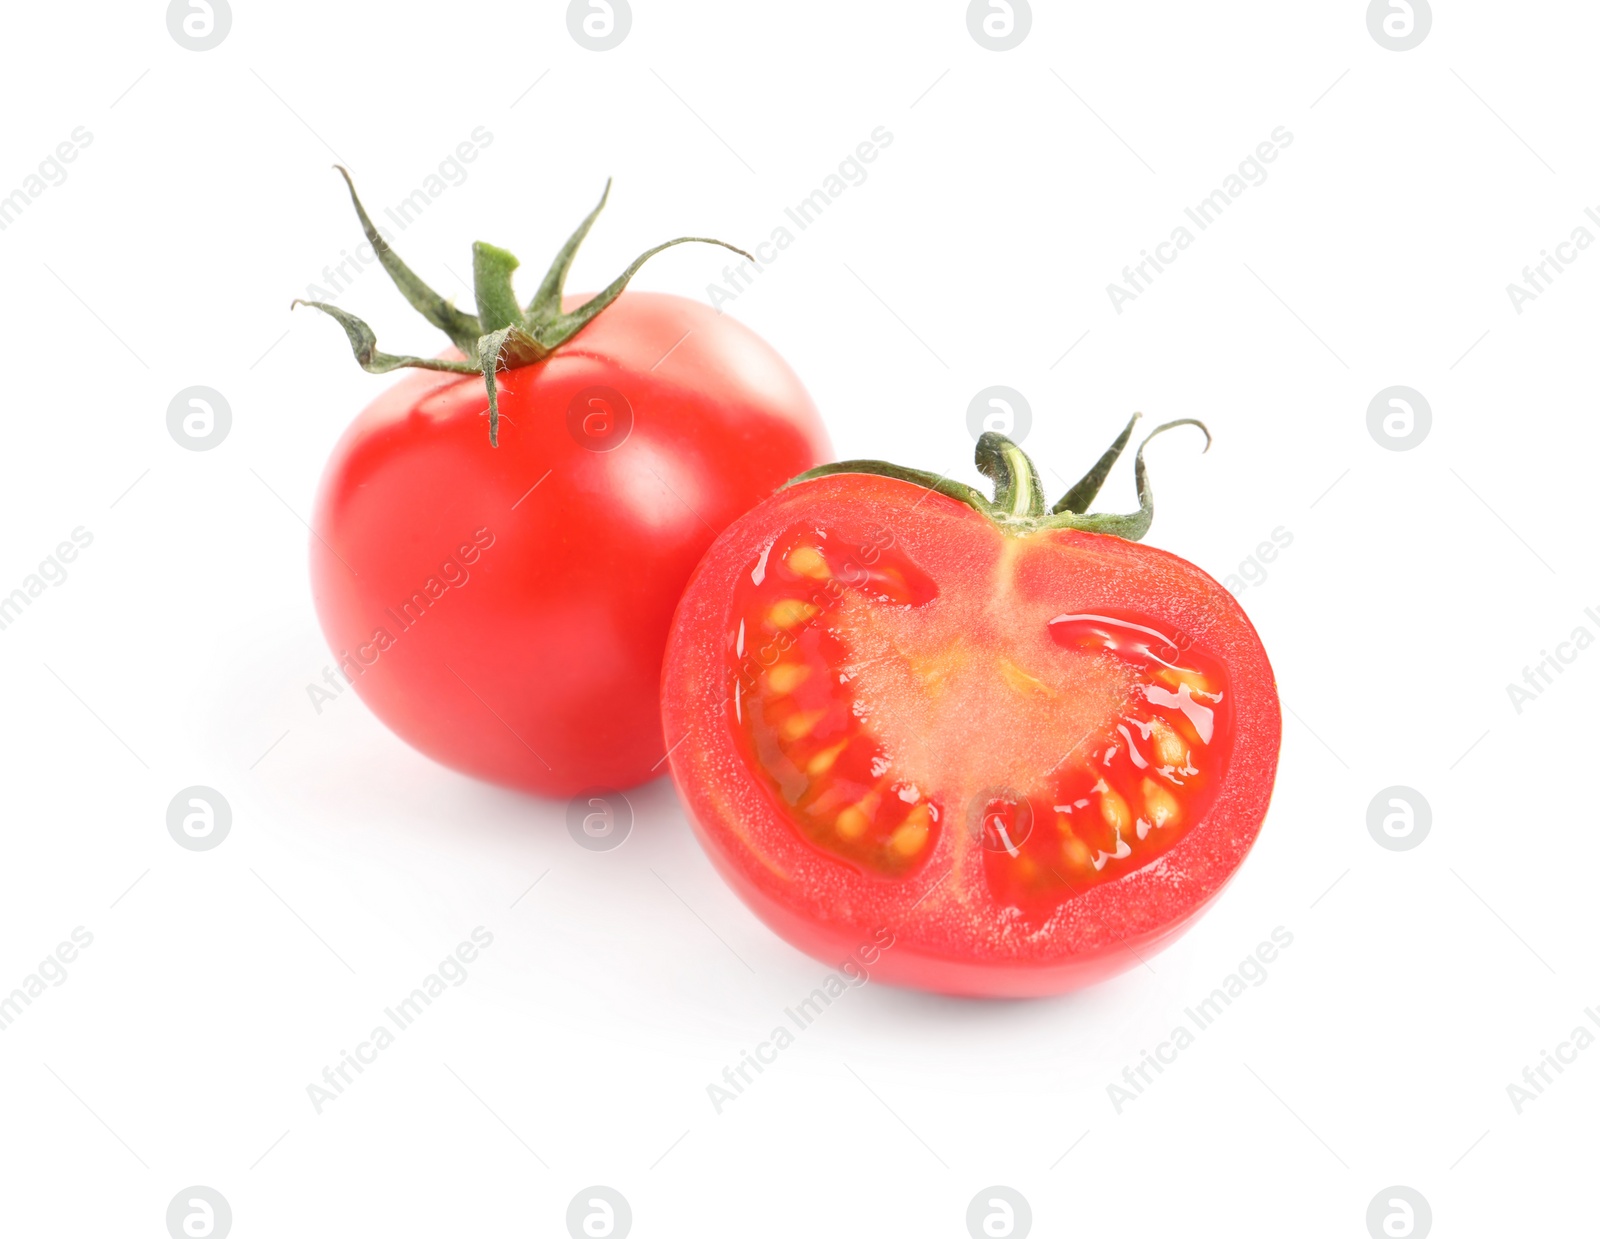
[666,469,1283,995]
[728,520,1234,914]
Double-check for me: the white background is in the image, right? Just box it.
[1,1,1595,1235]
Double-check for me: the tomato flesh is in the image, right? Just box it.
[664,472,1281,997]
[731,523,1233,913]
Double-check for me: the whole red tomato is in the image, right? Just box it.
[662,420,1280,996]
[302,173,829,796]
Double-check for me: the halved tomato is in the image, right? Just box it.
[662,419,1281,997]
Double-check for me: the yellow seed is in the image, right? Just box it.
[767,663,810,694]
[837,789,885,840]
[1062,835,1093,869]
[1100,786,1131,833]
[781,710,826,741]
[769,599,818,628]
[1142,778,1179,829]
[787,546,831,579]
[1158,667,1210,695]
[806,739,849,775]
[1149,718,1188,768]
[999,658,1055,698]
[836,805,870,839]
[890,805,931,856]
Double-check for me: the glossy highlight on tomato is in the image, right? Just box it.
[664,423,1280,996]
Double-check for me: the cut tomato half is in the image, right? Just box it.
[663,420,1280,997]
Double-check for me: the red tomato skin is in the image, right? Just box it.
[310,291,830,798]
[662,472,1282,997]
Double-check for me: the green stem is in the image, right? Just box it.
[297,169,752,445]
[788,418,1210,543]
[289,298,477,377]
[528,179,611,321]
[1054,413,1140,515]
[333,166,480,357]
[975,432,1046,519]
[473,243,525,334]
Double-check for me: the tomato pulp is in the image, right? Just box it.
[663,424,1280,996]
[311,290,829,796]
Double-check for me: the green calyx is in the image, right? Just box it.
[791,414,1211,542]
[292,168,752,446]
